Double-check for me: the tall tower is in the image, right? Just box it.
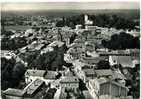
[84,14,88,23]
[84,14,93,30]
[57,28,63,41]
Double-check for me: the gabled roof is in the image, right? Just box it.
[24,79,44,96]
[48,41,64,48]
[113,72,126,80]
[95,69,126,80]
[25,69,46,77]
[97,78,109,84]
[3,88,25,96]
[44,71,57,79]
[83,69,95,75]
[97,78,128,90]
[60,76,79,83]
[95,69,113,77]
[81,57,104,64]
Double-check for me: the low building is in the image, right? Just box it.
[3,79,47,99]
[109,56,133,67]
[23,79,46,99]
[75,24,82,30]
[95,69,126,85]
[3,88,25,99]
[98,78,128,97]
[25,69,58,85]
[60,76,79,92]
[80,56,106,65]
[83,69,96,80]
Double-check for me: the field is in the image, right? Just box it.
[5,26,31,31]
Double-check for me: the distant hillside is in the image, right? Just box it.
[2,9,140,19]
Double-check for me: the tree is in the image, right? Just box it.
[102,32,140,49]
[96,60,110,69]
[12,62,26,80]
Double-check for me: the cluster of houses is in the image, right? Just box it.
[2,14,140,99]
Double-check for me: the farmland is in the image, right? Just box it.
[4,25,31,31]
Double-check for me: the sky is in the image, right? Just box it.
[1,2,140,11]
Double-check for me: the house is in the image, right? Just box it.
[80,56,106,65]
[109,56,133,67]
[75,24,82,30]
[87,78,128,98]
[95,69,126,85]
[44,71,57,80]
[3,79,46,99]
[59,76,79,99]
[3,88,25,99]
[25,69,58,85]
[83,69,96,80]
[83,90,94,99]
[60,76,79,92]
[23,79,46,98]
[1,50,13,60]
[95,69,113,78]
[98,78,128,97]
[25,69,47,84]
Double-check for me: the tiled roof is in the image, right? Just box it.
[83,69,95,75]
[113,72,126,80]
[3,88,25,96]
[95,69,113,77]
[44,71,57,79]
[60,76,79,83]
[97,78,127,89]
[95,69,126,80]
[97,78,109,84]
[25,69,46,77]
[81,57,105,64]
[111,56,133,67]
[48,41,64,48]
[24,79,44,95]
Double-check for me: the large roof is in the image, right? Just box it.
[60,76,79,83]
[48,41,64,48]
[97,78,127,89]
[83,69,95,75]
[95,69,113,77]
[24,79,44,96]
[81,57,105,65]
[44,71,57,79]
[95,69,126,80]
[25,69,46,77]
[3,88,25,96]
[111,56,133,67]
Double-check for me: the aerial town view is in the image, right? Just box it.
[1,2,140,99]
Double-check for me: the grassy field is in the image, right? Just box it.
[5,26,31,31]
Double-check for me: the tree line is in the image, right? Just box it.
[102,32,140,50]
[56,14,139,30]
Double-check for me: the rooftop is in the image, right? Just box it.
[44,71,57,79]
[60,76,79,83]
[25,69,46,77]
[24,79,44,95]
[3,88,25,96]
[95,69,113,77]
[110,56,133,67]
[48,41,64,48]
[95,69,126,80]
[83,69,95,75]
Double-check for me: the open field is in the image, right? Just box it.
[5,26,31,31]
